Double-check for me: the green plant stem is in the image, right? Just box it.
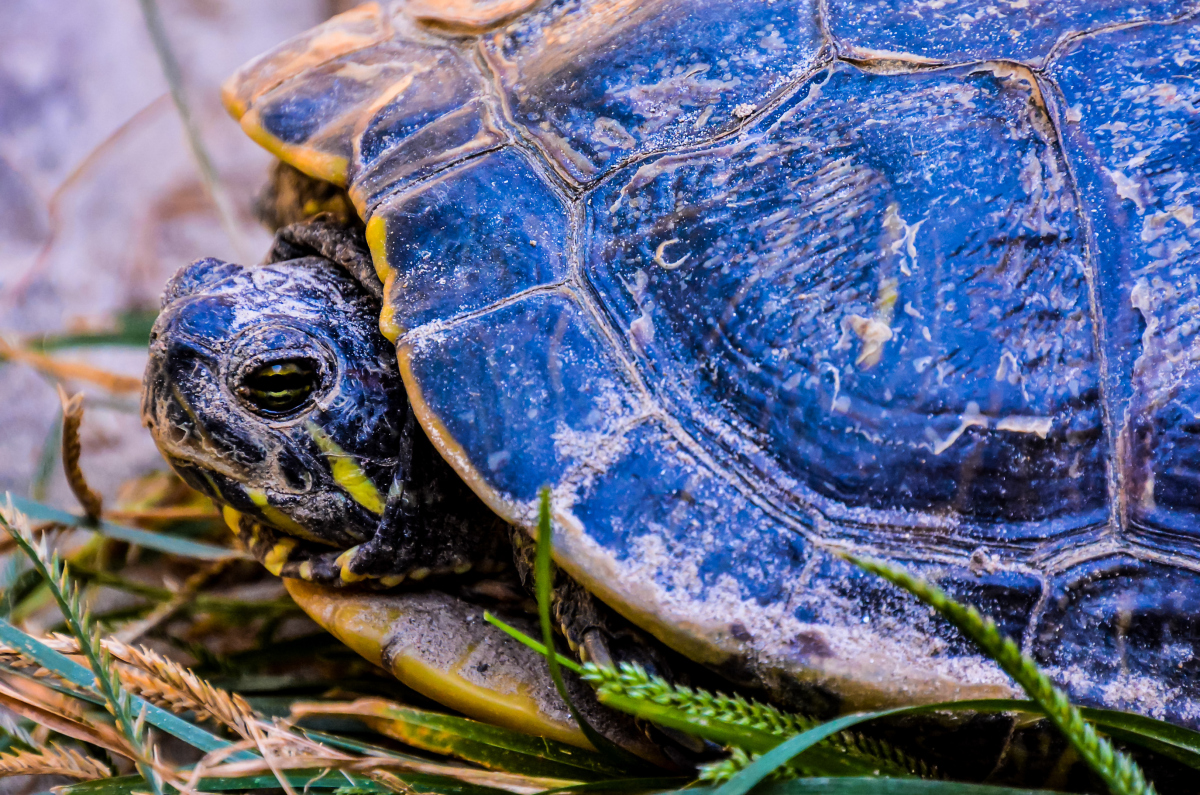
[532,487,656,772]
[847,555,1154,795]
[0,504,163,794]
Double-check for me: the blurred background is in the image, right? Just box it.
[0,5,405,787]
[0,0,358,510]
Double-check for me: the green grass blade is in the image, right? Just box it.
[8,495,245,560]
[589,686,785,753]
[848,556,1155,795]
[0,564,41,620]
[713,710,933,795]
[31,409,62,501]
[533,486,652,773]
[538,777,690,794]
[1077,705,1200,770]
[35,310,158,351]
[2,505,164,794]
[905,698,1200,771]
[689,780,1068,795]
[489,613,923,778]
[317,700,630,778]
[484,611,583,673]
[0,617,247,758]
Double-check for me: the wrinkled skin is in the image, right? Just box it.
[142,246,505,583]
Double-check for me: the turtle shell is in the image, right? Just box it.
[225,1,1200,723]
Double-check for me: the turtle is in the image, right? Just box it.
[141,0,1200,747]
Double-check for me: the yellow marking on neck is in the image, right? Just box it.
[298,560,314,581]
[264,538,298,576]
[307,423,386,515]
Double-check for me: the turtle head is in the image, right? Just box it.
[142,255,404,549]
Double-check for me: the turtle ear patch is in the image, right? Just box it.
[161,257,246,307]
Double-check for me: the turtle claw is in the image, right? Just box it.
[223,508,492,586]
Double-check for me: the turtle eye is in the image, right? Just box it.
[237,358,320,416]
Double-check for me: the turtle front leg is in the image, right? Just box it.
[227,401,510,587]
[332,403,511,585]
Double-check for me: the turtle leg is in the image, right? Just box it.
[510,530,718,766]
[334,402,511,583]
[265,217,382,302]
[286,579,595,747]
[255,160,359,233]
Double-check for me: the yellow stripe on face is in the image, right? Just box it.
[245,488,335,545]
[307,422,386,515]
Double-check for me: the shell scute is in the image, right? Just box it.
[585,61,1102,542]
[350,44,509,210]
[1049,14,1200,544]
[373,149,571,333]
[221,3,390,119]
[1034,555,1200,727]
[228,13,493,191]
[239,39,446,185]
[827,0,1191,64]
[558,419,817,671]
[399,291,641,510]
[482,0,825,183]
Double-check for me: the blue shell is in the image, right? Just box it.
[226,1,1200,724]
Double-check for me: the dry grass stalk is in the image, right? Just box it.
[0,674,132,759]
[102,641,331,795]
[115,558,232,643]
[0,742,112,779]
[0,632,77,675]
[57,386,104,521]
[108,639,257,740]
[0,630,348,795]
[104,506,221,523]
[182,720,346,795]
[0,632,257,740]
[201,751,581,795]
[0,338,142,393]
[1,94,171,306]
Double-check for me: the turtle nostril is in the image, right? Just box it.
[167,423,190,445]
